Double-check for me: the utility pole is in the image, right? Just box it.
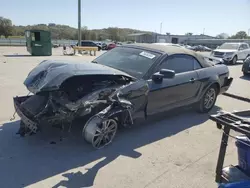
[160,22,162,34]
[78,0,81,46]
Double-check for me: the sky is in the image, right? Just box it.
[1,0,250,36]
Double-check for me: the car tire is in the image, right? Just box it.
[196,85,218,113]
[83,116,118,149]
[231,55,237,65]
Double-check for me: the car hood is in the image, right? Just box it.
[24,60,135,94]
[213,49,237,53]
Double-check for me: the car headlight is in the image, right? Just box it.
[224,52,234,56]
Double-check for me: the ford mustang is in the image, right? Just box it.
[13,44,233,149]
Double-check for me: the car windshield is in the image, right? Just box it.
[218,43,240,50]
[92,47,160,78]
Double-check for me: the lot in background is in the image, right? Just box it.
[0,46,249,188]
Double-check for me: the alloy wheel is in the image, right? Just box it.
[204,88,216,109]
[83,117,118,149]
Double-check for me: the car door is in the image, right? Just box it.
[242,44,250,59]
[238,44,245,60]
[147,54,201,115]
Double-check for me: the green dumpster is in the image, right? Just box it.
[25,30,52,56]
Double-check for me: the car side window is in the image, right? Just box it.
[194,58,202,70]
[242,44,249,49]
[158,54,199,74]
[239,45,244,50]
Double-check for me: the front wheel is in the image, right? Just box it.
[83,116,118,149]
[231,55,237,65]
[196,86,218,113]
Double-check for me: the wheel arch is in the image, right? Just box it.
[199,80,221,101]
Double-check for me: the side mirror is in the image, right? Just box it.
[152,69,175,83]
[159,69,175,79]
[152,72,164,82]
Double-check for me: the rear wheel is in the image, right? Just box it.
[196,86,218,113]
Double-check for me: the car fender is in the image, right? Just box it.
[198,75,220,100]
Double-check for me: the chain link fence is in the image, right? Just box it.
[0,38,77,46]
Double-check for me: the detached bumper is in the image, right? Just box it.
[13,96,39,133]
[220,77,233,94]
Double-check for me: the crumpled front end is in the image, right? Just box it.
[14,73,136,138]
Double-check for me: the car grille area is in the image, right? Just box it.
[214,52,225,57]
[20,95,48,116]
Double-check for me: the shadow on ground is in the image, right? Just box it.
[226,61,243,66]
[4,54,33,57]
[240,75,250,81]
[0,106,221,188]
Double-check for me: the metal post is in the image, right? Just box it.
[215,125,230,183]
[78,0,81,46]
[160,22,162,34]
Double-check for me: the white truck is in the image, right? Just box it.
[211,42,250,64]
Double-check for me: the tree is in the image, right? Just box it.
[216,33,229,39]
[185,32,193,36]
[107,27,120,41]
[229,31,248,39]
[90,31,97,40]
[0,17,13,38]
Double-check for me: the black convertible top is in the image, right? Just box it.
[123,43,213,68]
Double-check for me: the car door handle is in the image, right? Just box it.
[189,78,196,83]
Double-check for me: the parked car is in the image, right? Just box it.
[211,42,250,64]
[77,40,102,51]
[101,42,108,50]
[185,45,194,50]
[13,44,233,149]
[191,45,211,52]
[203,46,212,52]
[107,43,116,50]
[52,44,59,48]
[242,56,250,76]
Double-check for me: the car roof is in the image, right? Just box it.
[122,43,212,68]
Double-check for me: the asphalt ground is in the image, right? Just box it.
[0,47,249,188]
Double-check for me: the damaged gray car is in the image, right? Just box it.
[13,44,233,149]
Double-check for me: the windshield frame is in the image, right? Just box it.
[218,43,240,50]
[92,46,162,79]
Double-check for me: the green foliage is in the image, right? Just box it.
[0,17,13,38]
[7,20,150,41]
[229,31,249,39]
[216,33,229,39]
